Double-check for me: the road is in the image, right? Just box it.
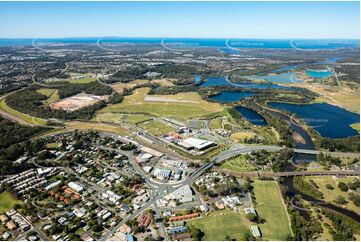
[213,167,360,178]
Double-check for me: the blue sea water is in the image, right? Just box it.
[268,102,360,138]
[0,38,359,49]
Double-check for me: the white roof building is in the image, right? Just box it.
[182,138,215,150]
[165,185,193,203]
[68,182,84,193]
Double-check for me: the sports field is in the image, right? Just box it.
[220,155,256,172]
[139,120,173,136]
[96,87,223,122]
[187,210,249,241]
[0,191,22,213]
[253,180,293,240]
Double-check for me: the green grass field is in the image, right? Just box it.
[96,87,223,122]
[92,113,124,123]
[0,191,22,213]
[304,176,360,214]
[187,210,249,241]
[209,118,223,129]
[139,120,173,136]
[66,121,130,136]
[68,77,97,84]
[36,88,60,105]
[253,180,293,240]
[0,99,48,125]
[124,114,151,124]
[220,155,256,172]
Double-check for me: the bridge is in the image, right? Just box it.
[213,168,360,178]
[293,148,360,158]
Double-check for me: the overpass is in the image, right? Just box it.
[213,168,360,178]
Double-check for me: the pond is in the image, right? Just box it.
[306,69,333,78]
[209,91,255,102]
[236,106,267,126]
[268,102,359,138]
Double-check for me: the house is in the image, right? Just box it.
[244,208,258,217]
[120,204,132,214]
[73,207,87,218]
[118,224,132,234]
[171,233,191,240]
[137,213,151,228]
[2,232,11,240]
[5,221,17,230]
[0,214,8,223]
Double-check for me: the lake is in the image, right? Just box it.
[209,91,255,102]
[268,102,360,138]
[243,72,303,84]
[306,69,333,78]
[236,106,267,126]
[199,76,291,89]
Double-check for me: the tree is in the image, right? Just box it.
[189,226,204,241]
[246,213,257,222]
[334,195,348,205]
[325,184,334,190]
[338,182,348,192]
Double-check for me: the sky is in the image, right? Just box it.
[0,1,359,39]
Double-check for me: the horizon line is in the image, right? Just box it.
[0,36,360,40]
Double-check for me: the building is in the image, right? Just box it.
[0,214,8,223]
[174,170,183,180]
[244,208,258,217]
[165,185,193,203]
[168,213,199,222]
[167,226,189,235]
[5,221,17,230]
[135,153,153,164]
[68,182,84,193]
[153,168,171,180]
[250,225,261,237]
[182,137,215,151]
[137,213,152,228]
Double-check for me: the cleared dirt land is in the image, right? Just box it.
[96,87,223,122]
[51,93,108,111]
